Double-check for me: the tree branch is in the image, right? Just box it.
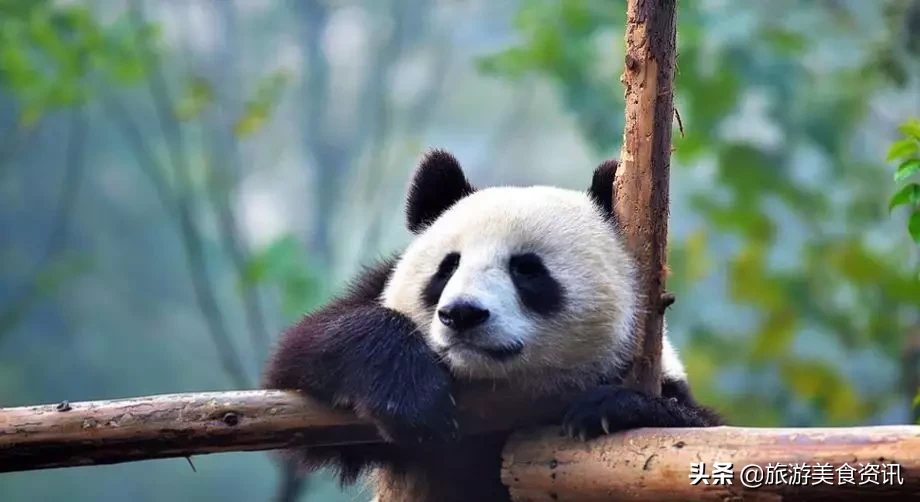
[502,424,920,501]
[174,4,307,500]
[1,389,918,502]
[616,0,679,397]
[0,387,575,473]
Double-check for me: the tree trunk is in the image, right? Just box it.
[616,0,679,396]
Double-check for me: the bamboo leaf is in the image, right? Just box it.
[887,138,919,162]
[899,119,920,141]
[174,76,214,121]
[895,159,920,183]
[889,183,920,213]
[909,210,920,244]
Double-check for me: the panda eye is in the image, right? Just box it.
[510,253,547,278]
[435,252,461,278]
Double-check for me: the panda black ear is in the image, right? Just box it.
[588,159,618,221]
[405,149,476,234]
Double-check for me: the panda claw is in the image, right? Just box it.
[564,424,577,439]
[601,416,610,435]
[578,429,587,442]
[449,393,457,406]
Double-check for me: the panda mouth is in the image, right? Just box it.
[450,341,524,361]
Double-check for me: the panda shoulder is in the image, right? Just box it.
[340,253,403,303]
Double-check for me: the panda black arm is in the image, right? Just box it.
[562,377,723,440]
[261,258,458,483]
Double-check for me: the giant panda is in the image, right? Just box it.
[262,150,722,502]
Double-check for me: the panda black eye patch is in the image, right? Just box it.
[509,253,564,316]
[422,252,460,308]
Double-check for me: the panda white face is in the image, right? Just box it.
[381,185,639,387]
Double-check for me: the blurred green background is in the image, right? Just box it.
[1,0,919,501]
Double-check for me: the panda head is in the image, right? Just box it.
[381,150,639,389]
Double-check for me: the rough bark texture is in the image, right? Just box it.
[502,425,920,501]
[616,0,678,397]
[3,391,920,501]
[0,386,574,473]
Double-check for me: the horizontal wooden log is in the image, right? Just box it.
[501,425,920,501]
[2,389,919,502]
[0,386,572,472]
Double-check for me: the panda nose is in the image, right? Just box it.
[437,301,490,332]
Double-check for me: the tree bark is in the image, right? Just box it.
[2,389,919,501]
[616,0,678,397]
[502,425,920,501]
[0,386,573,473]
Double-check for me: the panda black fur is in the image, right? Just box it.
[262,150,722,502]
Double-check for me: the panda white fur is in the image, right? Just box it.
[262,150,721,502]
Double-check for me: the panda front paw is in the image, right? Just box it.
[346,363,460,445]
[561,385,642,441]
[562,384,711,441]
[358,387,460,445]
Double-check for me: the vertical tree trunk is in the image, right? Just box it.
[616,0,679,397]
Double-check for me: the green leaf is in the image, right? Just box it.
[240,236,301,286]
[899,119,920,141]
[233,104,269,137]
[111,58,146,84]
[232,71,291,137]
[281,271,321,320]
[889,183,920,212]
[175,76,213,121]
[476,47,535,78]
[910,210,920,244]
[887,138,919,162]
[895,158,920,183]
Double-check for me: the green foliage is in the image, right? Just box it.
[901,119,920,139]
[911,211,920,244]
[240,235,322,321]
[476,0,627,150]
[234,70,292,138]
[0,0,157,125]
[887,118,920,244]
[895,159,920,183]
[888,139,919,163]
[174,76,215,121]
[889,184,920,212]
[171,68,292,138]
[483,0,920,426]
